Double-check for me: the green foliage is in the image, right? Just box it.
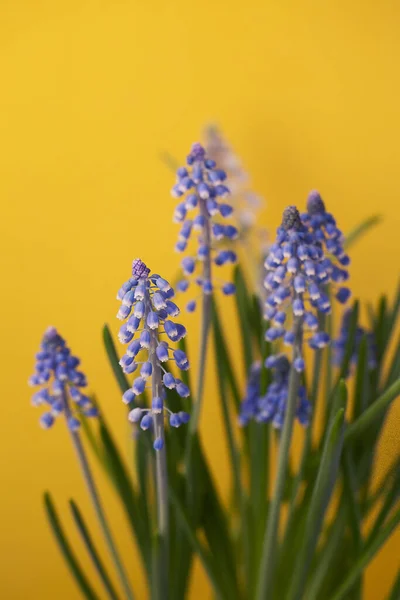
[43,215,399,599]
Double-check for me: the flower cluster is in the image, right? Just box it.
[204,125,266,234]
[264,206,351,371]
[239,355,311,429]
[333,308,377,375]
[171,142,237,312]
[28,327,97,431]
[116,259,190,449]
[301,191,350,303]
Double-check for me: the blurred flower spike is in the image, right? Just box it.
[264,205,351,371]
[29,327,98,431]
[239,356,311,429]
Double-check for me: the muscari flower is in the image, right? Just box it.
[238,355,311,429]
[116,258,190,450]
[333,308,377,375]
[29,327,98,431]
[204,125,266,234]
[264,206,351,370]
[301,191,351,304]
[171,142,238,312]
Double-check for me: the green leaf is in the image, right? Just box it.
[99,424,151,580]
[211,299,242,411]
[213,315,250,590]
[306,506,347,600]
[366,469,400,546]
[352,336,369,419]
[337,300,359,383]
[287,384,347,600]
[234,265,254,375]
[344,377,400,445]
[69,500,121,600]
[168,488,225,600]
[387,568,400,600]
[103,324,130,393]
[344,214,382,250]
[43,492,100,600]
[330,508,400,600]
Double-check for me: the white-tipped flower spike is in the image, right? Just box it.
[264,205,352,369]
[29,327,98,430]
[116,258,190,450]
[301,191,351,305]
[171,142,238,311]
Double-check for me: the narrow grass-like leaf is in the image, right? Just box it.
[99,424,151,579]
[211,299,242,411]
[384,335,400,389]
[344,377,400,444]
[307,506,347,600]
[387,568,400,600]
[43,492,100,600]
[352,336,369,419]
[103,324,130,393]
[287,385,347,600]
[363,458,400,517]
[213,321,250,591]
[366,470,400,546]
[344,214,382,250]
[330,508,400,600]
[80,412,104,466]
[337,301,359,383]
[234,265,254,375]
[69,500,121,600]
[168,488,225,600]
[341,450,362,550]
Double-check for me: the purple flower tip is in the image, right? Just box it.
[188,142,206,162]
[132,258,150,279]
[307,190,325,215]
[282,206,302,231]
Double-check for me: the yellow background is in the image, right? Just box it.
[1,1,399,598]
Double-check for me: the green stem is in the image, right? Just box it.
[64,393,134,600]
[255,318,302,600]
[185,199,212,474]
[146,290,169,599]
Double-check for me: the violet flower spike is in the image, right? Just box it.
[29,327,97,430]
[239,356,311,429]
[116,258,190,449]
[302,191,351,305]
[264,205,350,368]
[29,328,134,600]
[172,142,237,312]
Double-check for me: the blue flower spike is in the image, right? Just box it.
[29,327,98,430]
[264,205,351,367]
[302,191,351,305]
[116,259,190,450]
[239,356,311,429]
[171,142,238,310]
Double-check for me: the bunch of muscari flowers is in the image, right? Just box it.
[238,355,311,429]
[301,190,351,304]
[116,258,190,449]
[333,308,377,374]
[204,125,266,236]
[264,204,351,366]
[239,202,350,428]
[28,326,98,431]
[171,142,237,312]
